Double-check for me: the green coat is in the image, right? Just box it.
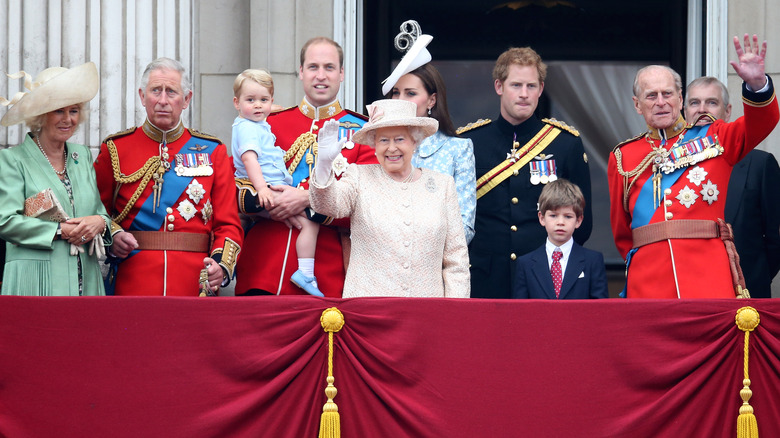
[0,134,111,296]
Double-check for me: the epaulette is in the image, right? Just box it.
[456,118,491,135]
[188,128,223,143]
[344,108,369,121]
[542,118,579,136]
[612,132,646,152]
[101,126,136,144]
[272,105,297,114]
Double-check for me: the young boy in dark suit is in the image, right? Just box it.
[512,179,608,299]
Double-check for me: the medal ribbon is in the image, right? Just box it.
[631,124,709,229]
[476,125,561,199]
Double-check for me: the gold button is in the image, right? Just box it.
[167,224,174,231]
[510,253,517,261]
[511,197,519,204]
[510,225,517,232]
[168,215,175,222]
[300,178,307,184]
[664,188,672,195]
[166,207,173,214]
[665,212,673,220]
[512,170,519,176]
[665,200,673,207]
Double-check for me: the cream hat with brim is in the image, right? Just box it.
[351,99,438,146]
[381,34,433,96]
[1,61,99,127]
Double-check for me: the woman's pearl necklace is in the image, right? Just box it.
[35,135,67,176]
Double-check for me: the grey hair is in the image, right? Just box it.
[362,126,428,148]
[633,65,682,97]
[140,57,191,95]
[686,76,730,107]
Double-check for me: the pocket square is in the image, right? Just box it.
[578,271,585,278]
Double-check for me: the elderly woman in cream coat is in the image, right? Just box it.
[309,99,469,298]
[0,62,110,296]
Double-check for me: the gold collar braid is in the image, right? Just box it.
[142,119,186,143]
[298,99,343,120]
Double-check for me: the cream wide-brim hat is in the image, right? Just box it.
[381,34,433,96]
[351,99,438,146]
[1,61,99,127]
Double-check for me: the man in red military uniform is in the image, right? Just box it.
[608,34,779,299]
[94,58,243,296]
[235,37,376,297]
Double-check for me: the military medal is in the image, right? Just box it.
[529,161,541,185]
[662,135,722,174]
[700,180,719,205]
[175,153,214,177]
[177,199,197,221]
[546,159,558,182]
[676,186,698,208]
[186,179,205,204]
[201,199,213,224]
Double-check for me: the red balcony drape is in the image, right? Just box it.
[1,297,778,437]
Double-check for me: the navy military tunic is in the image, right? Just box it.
[462,114,592,299]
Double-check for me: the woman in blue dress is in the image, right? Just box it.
[384,40,476,242]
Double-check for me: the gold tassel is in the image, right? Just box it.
[319,308,345,438]
[735,306,760,438]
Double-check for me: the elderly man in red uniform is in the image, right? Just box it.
[608,34,779,299]
[235,37,376,296]
[94,58,243,296]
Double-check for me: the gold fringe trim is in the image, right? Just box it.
[284,132,317,176]
[106,139,166,224]
[319,308,345,438]
[735,306,760,438]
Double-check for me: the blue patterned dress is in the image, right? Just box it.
[412,131,476,242]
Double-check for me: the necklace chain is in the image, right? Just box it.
[35,135,67,176]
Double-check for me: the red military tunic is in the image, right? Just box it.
[94,120,243,296]
[608,80,778,298]
[235,99,377,296]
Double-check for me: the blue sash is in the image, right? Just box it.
[130,137,218,231]
[630,124,710,229]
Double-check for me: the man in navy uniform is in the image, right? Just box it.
[460,47,592,299]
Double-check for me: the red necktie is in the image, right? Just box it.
[552,249,563,299]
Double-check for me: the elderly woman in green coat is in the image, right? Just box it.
[0,62,110,296]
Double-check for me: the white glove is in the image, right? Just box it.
[315,119,345,184]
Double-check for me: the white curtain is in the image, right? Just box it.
[545,62,649,262]
[545,61,648,172]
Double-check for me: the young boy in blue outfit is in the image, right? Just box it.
[231,69,322,297]
[512,178,608,299]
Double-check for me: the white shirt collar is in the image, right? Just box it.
[545,237,574,272]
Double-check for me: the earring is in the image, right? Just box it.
[427,108,432,116]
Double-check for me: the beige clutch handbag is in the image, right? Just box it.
[24,188,70,222]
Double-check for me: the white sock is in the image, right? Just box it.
[299,258,315,277]
[298,258,317,288]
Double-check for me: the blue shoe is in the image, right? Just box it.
[291,270,324,297]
